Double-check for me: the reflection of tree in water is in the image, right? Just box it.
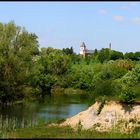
[37,95,88,120]
[0,95,89,130]
[0,103,42,129]
[121,103,134,114]
[0,97,68,129]
[38,97,71,120]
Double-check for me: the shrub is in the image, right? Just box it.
[77,120,83,133]
[119,87,136,103]
[120,63,140,87]
[97,96,105,115]
[69,65,95,90]
[93,79,115,96]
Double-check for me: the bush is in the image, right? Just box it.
[93,79,115,97]
[99,62,128,80]
[69,65,95,90]
[119,87,136,103]
[120,63,140,87]
[97,96,105,115]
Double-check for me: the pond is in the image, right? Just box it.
[0,94,89,130]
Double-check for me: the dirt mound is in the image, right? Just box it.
[59,101,140,132]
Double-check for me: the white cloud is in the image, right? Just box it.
[120,2,138,11]
[132,17,140,24]
[98,9,108,15]
[113,15,125,23]
[128,2,139,6]
[120,6,130,10]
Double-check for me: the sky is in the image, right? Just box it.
[0,1,140,54]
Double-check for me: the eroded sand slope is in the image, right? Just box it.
[59,101,140,132]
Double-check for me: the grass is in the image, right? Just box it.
[6,121,140,139]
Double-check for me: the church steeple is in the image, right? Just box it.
[80,42,86,57]
[81,42,86,49]
[109,42,111,50]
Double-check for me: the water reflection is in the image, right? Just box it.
[0,95,88,131]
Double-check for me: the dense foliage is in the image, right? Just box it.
[0,21,140,104]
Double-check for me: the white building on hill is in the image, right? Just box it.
[80,42,111,57]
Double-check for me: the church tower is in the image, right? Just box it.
[109,42,111,50]
[80,42,86,57]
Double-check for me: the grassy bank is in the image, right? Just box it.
[7,123,140,139]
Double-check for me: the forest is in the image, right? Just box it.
[0,21,140,105]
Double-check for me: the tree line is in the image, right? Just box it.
[0,21,140,105]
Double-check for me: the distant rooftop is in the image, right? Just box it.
[85,50,94,54]
[80,42,86,48]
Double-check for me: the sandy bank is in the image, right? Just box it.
[58,101,140,133]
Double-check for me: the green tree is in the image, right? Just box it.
[71,54,81,64]
[93,79,115,97]
[69,66,95,90]
[110,50,124,60]
[62,47,74,55]
[94,49,98,56]
[85,55,91,65]
[124,52,135,60]
[124,51,140,61]
[120,63,140,87]
[134,52,140,61]
[49,54,71,75]
[0,21,39,104]
[119,87,136,103]
[98,48,110,63]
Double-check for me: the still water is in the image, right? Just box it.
[0,95,89,129]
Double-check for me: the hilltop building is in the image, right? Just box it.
[80,42,111,57]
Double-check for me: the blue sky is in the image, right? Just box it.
[0,2,140,54]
